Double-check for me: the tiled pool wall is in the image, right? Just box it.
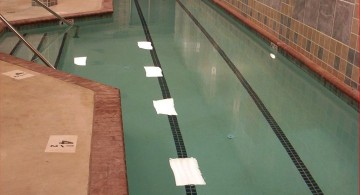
[213,0,359,103]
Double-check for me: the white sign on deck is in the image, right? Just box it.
[45,135,78,153]
[2,70,34,80]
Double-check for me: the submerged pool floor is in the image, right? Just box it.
[57,0,358,194]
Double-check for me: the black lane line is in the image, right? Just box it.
[133,0,197,194]
[176,0,324,194]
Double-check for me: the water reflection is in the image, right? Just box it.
[174,0,358,194]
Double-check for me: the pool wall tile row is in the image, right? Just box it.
[0,53,129,195]
[213,0,359,103]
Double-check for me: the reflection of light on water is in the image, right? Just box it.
[207,66,217,98]
[196,42,200,52]
[211,66,216,75]
[270,53,276,59]
[74,57,87,66]
[233,98,240,114]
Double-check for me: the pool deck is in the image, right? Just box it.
[0,0,128,195]
[0,0,112,32]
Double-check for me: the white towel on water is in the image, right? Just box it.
[138,41,153,50]
[153,98,178,115]
[144,66,163,77]
[169,157,206,186]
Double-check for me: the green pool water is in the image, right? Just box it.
[58,0,358,194]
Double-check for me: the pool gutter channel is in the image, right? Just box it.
[133,0,197,194]
[176,0,324,194]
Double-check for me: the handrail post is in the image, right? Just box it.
[0,14,56,69]
[33,0,73,26]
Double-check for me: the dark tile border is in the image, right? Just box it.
[213,0,359,107]
[0,52,128,195]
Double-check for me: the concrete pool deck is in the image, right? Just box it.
[0,53,128,195]
[0,0,113,26]
[0,0,128,194]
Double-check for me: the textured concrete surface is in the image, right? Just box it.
[0,53,128,195]
[0,0,102,21]
[0,60,94,195]
[0,0,112,32]
[0,1,127,194]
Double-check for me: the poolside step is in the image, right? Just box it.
[12,33,44,61]
[0,34,22,54]
[0,29,69,68]
[34,32,68,68]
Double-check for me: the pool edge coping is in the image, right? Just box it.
[0,52,129,195]
[213,0,360,107]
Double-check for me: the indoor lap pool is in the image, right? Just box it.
[1,0,358,194]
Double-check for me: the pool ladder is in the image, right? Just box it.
[0,0,75,69]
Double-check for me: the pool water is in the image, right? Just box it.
[58,0,358,194]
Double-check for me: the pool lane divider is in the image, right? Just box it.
[175,0,324,194]
[133,0,198,194]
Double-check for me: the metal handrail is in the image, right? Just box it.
[33,0,73,26]
[0,14,56,69]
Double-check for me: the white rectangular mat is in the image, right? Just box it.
[169,157,206,186]
[144,66,163,77]
[153,98,178,115]
[138,41,153,50]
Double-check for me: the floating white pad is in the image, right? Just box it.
[138,41,153,50]
[2,70,34,80]
[169,157,206,186]
[153,98,178,115]
[74,57,87,66]
[144,66,163,77]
